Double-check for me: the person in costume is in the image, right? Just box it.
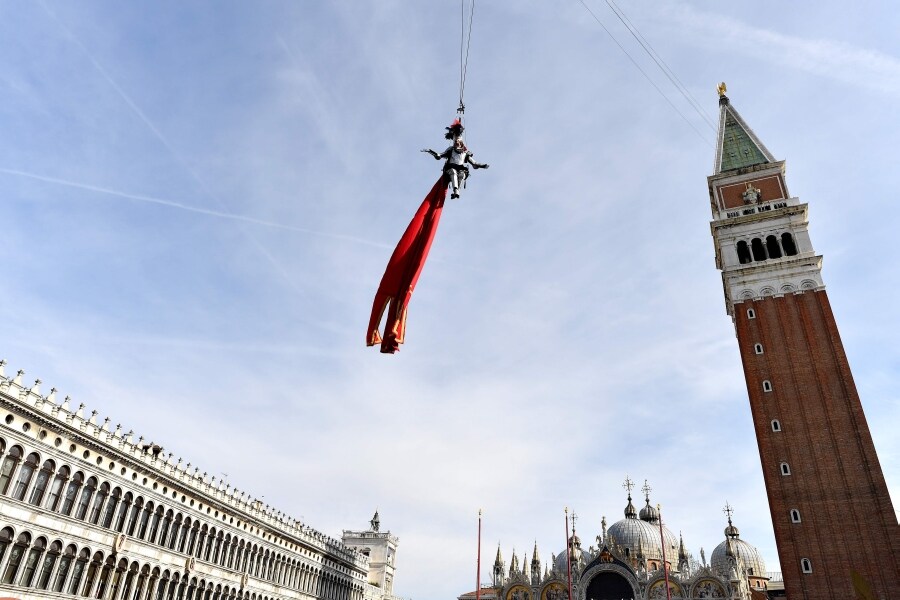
[421,119,489,199]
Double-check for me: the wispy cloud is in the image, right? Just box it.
[664,2,900,96]
[0,167,390,249]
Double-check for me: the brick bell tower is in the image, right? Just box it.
[707,84,899,599]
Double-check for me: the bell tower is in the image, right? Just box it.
[707,84,899,599]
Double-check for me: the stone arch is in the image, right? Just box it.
[0,444,23,496]
[46,464,71,512]
[11,451,40,501]
[580,565,638,600]
[28,458,55,506]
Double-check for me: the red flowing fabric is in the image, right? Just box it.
[367,177,447,353]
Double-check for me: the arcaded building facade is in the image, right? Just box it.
[0,360,398,600]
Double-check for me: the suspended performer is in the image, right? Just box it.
[421,119,489,199]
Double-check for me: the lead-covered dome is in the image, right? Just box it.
[603,493,679,568]
[711,515,766,578]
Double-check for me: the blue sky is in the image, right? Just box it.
[2,1,899,598]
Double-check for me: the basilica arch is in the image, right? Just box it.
[579,563,638,600]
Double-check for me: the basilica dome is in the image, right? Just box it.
[603,494,679,567]
[710,521,766,578]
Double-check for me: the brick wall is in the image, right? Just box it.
[734,290,899,599]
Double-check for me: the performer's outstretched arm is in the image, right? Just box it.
[421,149,444,160]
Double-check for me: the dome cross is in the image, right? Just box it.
[723,502,734,524]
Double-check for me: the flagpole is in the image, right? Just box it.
[657,504,671,600]
[476,509,482,600]
[565,507,573,600]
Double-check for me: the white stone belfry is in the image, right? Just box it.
[342,511,399,599]
[708,91,824,317]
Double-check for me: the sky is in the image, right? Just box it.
[1,1,899,598]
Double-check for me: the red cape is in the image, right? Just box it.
[367,177,447,353]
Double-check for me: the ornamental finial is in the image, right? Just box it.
[717,82,727,97]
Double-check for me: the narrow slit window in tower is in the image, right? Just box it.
[771,420,781,432]
[754,343,764,354]
[762,380,773,392]
[790,509,801,523]
[800,558,812,573]
[780,462,791,476]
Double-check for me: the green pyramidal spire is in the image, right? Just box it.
[714,83,775,174]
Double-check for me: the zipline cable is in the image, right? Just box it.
[458,0,476,115]
[577,0,714,147]
[604,0,716,132]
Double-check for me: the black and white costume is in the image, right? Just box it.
[422,121,488,199]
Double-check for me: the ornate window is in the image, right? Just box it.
[1,531,31,584]
[169,514,183,550]
[67,548,92,595]
[18,535,47,586]
[168,572,181,600]
[0,444,21,495]
[74,476,98,520]
[28,459,55,506]
[101,487,120,529]
[95,555,116,599]
[52,544,77,592]
[148,505,164,545]
[177,517,191,553]
[61,471,84,516]
[45,465,70,511]
[114,491,132,532]
[127,497,144,536]
[91,482,111,525]
[158,510,174,549]
[138,502,154,540]
[204,527,216,562]
[0,527,13,569]
[11,451,39,500]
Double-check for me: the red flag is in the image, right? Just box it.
[367,177,447,353]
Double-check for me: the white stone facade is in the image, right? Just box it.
[0,359,383,600]
[340,527,398,599]
[708,162,825,318]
